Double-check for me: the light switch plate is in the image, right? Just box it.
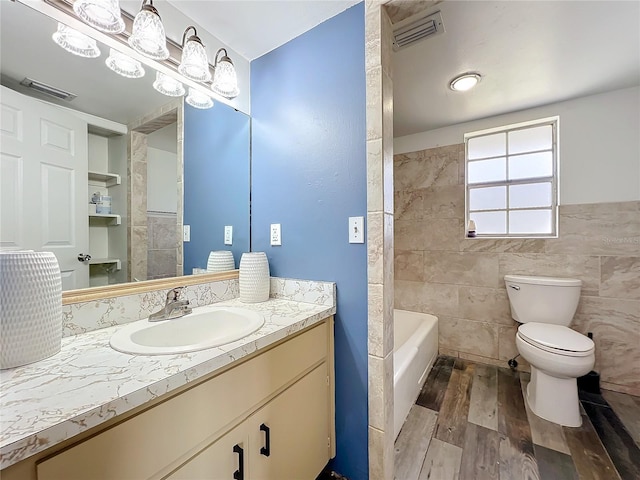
[270,223,282,246]
[224,225,233,245]
[349,216,364,243]
[183,225,191,242]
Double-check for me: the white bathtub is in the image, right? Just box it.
[393,309,438,439]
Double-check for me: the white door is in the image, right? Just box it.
[1,85,89,290]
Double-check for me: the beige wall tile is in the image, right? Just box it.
[460,238,546,253]
[366,66,383,141]
[369,284,394,358]
[367,139,383,213]
[369,425,394,480]
[395,218,462,252]
[424,252,500,288]
[498,253,600,296]
[574,296,639,342]
[368,353,394,433]
[457,351,517,370]
[385,0,442,24]
[395,280,458,316]
[498,325,532,371]
[393,148,460,191]
[458,286,513,325]
[600,256,640,300]
[394,188,424,222]
[439,316,499,358]
[395,250,424,282]
[422,185,465,219]
[594,339,640,393]
[438,347,459,358]
[368,212,384,284]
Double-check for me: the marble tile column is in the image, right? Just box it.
[366,1,394,479]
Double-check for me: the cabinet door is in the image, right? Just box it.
[166,423,248,480]
[248,364,330,480]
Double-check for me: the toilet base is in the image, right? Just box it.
[526,366,582,427]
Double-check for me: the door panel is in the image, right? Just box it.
[0,152,23,248]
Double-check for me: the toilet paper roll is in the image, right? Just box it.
[0,251,62,369]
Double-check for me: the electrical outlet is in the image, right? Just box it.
[270,223,282,246]
[348,216,364,243]
[183,225,191,242]
[224,225,233,245]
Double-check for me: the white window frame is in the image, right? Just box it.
[464,116,559,238]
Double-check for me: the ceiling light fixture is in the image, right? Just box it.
[211,48,239,98]
[153,71,185,97]
[179,26,211,82]
[52,23,101,58]
[129,0,169,60]
[106,48,145,78]
[450,72,481,92]
[73,0,125,34]
[186,87,214,109]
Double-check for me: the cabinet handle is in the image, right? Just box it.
[259,423,271,457]
[233,444,244,480]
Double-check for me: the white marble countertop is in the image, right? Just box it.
[0,297,335,469]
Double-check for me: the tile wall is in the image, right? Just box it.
[394,143,640,395]
[147,212,179,280]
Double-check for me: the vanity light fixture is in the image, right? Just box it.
[211,48,239,98]
[179,26,211,82]
[52,22,101,58]
[73,0,125,34]
[450,72,482,91]
[105,48,145,78]
[128,0,169,61]
[186,87,214,109]
[153,71,185,97]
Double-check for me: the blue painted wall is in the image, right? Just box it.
[183,102,251,273]
[251,4,368,478]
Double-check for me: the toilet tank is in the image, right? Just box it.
[504,275,582,325]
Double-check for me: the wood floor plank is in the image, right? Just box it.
[602,390,640,448]
[416,355,455,412]
[459,423,500,480]
[499,434,540,480]
[395,405,438,480]
[497,367,530,438]
[434,359,475,448]
[418,438,462,480]
[533,444,579,480]
[563,413,622,480]
[520,377,571,454]
[468,363,498,431]
[582,401,640,480]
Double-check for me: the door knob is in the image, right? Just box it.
[77,253,92,263]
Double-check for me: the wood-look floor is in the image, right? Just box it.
[395,356,640,480]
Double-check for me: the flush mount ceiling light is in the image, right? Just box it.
[186,87,214,109]
[106,48,145,78]
[179,26,211,82]
[128,0,169,60]
[52,23,101,58]
[450,72,482,92]
[73,0,125,34]
[153,71,185,97]
[211,48,239,98]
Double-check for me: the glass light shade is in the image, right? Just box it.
[211,58,239,98]
[73,0,125,34]
[186,87,214,109]
[450,73,481,91]
[52,23,101,58]
[179,38,211,82]
[153,72,185,97]
[105,49,145,78]
[128,5,169,60]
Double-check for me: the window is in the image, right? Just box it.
[464,117,558,237]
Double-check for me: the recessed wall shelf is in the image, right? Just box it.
[88,171,121,187]
[88,258,122,270]
[89,213,121,225]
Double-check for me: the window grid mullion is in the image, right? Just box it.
[505,133,510,234]
[467,147,553,163]
[468,176,554,189]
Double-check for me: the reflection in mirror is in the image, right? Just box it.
[0,0,250,291]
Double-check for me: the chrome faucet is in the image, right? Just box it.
[149,287,192,321]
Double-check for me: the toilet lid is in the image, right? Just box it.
[518,323,594,357]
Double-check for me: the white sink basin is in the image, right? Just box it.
[110,305,265,355]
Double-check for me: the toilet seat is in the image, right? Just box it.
[517,323,594,357]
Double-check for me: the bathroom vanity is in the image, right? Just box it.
[0,297,335,480]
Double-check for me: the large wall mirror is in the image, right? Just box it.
[0,0,250,292]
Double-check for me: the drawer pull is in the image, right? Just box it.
[260,423,271,457]
[233,444,244,480]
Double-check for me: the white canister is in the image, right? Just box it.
[0,251,62,369]
[239,252,270,303]
[207,251,235,273]
[95,195,112,214]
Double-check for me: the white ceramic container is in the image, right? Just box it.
[207,250,235,273]
[239,252,270,303]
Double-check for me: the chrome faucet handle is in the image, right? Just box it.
[166,287,184,303]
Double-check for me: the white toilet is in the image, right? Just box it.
[504,274,595,427]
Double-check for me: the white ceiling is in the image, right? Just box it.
[392,0,640,137]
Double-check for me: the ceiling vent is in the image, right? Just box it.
[19,77,77,101]
[392,10,445,51]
